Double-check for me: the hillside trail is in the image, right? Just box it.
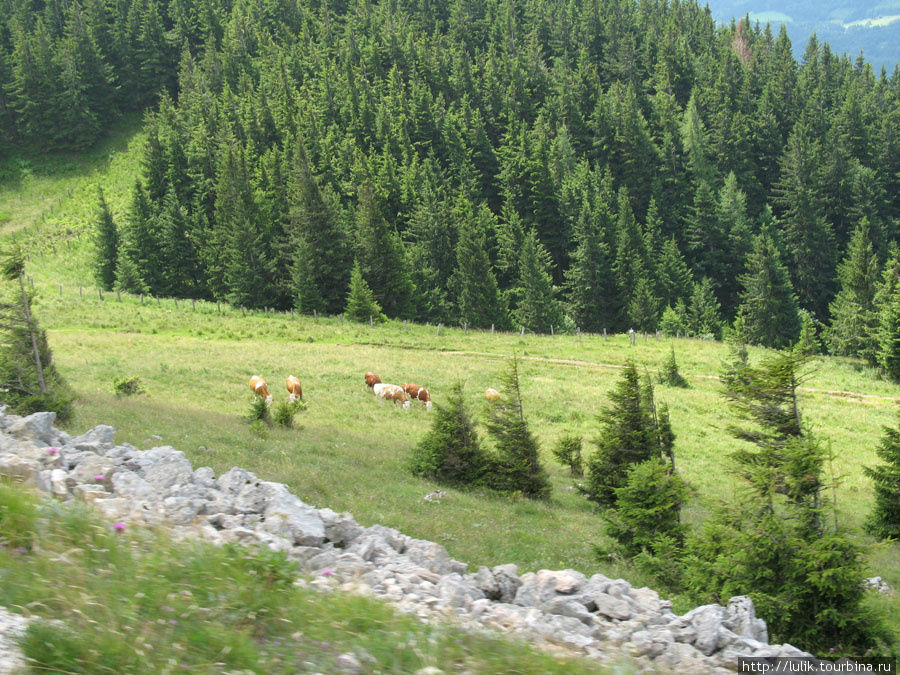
[438,349,900,405]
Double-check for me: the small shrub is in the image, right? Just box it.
[657,346,689,388]
[551,435,583,477]
[249,419,269,438]
[113,375,146,397]
[272,399,306,428]
[248,398,271,425]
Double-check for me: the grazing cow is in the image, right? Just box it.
[365,371,382,390]
[373,382,410,409]
[286,375,303,402]
[250,375,273,404]
[485,388,501,402]
[403,383,432,409]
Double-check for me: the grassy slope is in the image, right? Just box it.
[2,121,899,645]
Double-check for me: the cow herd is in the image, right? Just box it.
[248,372,502,412]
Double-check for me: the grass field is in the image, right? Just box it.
[2,121,900,650]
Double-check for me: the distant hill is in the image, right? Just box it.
[703,0,900,71]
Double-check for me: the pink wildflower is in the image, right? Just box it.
[113,522,126,531]
[94,474,106,482]
[46,447,59,455]
[321,569,334,576]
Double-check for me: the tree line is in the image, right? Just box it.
[5,0,900,357]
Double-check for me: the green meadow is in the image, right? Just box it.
[2,125,900,648]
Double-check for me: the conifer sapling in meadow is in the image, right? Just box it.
[409,382,489,486]
[864,411,900,540]
[345,260,386,323]
[483,356,551,499]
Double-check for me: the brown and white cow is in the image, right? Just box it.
[249,375,273,404]
[403,383,432,409]
[373,382,410,409]
[286,375,303,402]
[364,371,382,390]
[485,388,501,403]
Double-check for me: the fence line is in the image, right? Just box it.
[37,282,691,342]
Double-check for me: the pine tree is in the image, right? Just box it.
[687,277,723,338]
[92,187,119,291]
[735,227,800,349]
[513,229,564,334]
[408,382,489,485]
[564,196,618,332]
[876,282,900,382]
[685,350,886,654]
[345,260,385,323]
[0,245,73,420]
[828,218,880,358]
[864,413,900,540]
[583,362,662,508]
[449,202,509,330]
[483,357,551,499]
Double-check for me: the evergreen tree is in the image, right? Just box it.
[483,357,551,499]
[0,245,73,420]
[449,202,508,330]
[735,228,800,349]
[864,412,900,540]
[686,350,886,654]
[583,362,664,508]
[344,260,385,323]
[92,187,119,291]
[687,277,723,338]
[828,218,880,359]
[564,196,618,332]
[513,229,564,334]
[409,382,489,485]
[658,346,689,388]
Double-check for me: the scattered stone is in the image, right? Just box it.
[0,410,815,672]
[863,577,892,594]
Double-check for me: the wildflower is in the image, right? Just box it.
[168,620,178,626]
[113,522,126,531]
[321,569,334,577]
[94,474,106,482]
[46,447,59,455]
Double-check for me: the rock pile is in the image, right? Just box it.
[0,409,814,672]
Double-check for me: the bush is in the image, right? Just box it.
[657,347,689,388]
[551,435,583,477]
[113,376,146,397]
[248,398,271,425]
[272,400,306,428]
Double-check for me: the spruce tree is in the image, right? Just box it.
[409,382,489,485]
[483,357,551,499]
[564,196,618,333]
[0,245,73,420]
[345,260,385,323]
[513,229,564,334]
[449,204,508,330]
[876,282,900,382]
[687,277,723,338]
[828,218,880,358]
[686,349,886,654]
[92,187,119,291]
[735,227,800,349]
[583,362,664,508]
[864,413,900,540]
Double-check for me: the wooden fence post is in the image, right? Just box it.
[437,323,442,336]
[464,321,468,334]
[340,314,344,325]
[140,293,144,304]
[117,290,121,302]
[369,315,373,327]
[577,326,581,338]
[550,324,554,336]
[313,309,317,320]
[491,324,494,334]
[156,296,160,307]
[98,288,102,300]
[79,286,83,298]
[520,326,525,336]
[217,301,220,313]
[291,307,294,319]
[192,299,196,311]
[174,297,178,309]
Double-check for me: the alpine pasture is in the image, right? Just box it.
[2,127,900,641]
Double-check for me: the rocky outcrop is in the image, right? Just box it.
[0,409,814,672]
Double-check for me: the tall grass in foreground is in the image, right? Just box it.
[0,480,611,674]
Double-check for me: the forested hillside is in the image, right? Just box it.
[3,0,900,356]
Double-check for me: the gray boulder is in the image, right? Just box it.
[260,484,326,546]
[725,596,768,643]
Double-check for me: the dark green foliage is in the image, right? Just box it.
[864,412,900,540]
[92,187,119,291]
[272,400,306,429]
[658,347,689,388]
[603,457,688,559]
[0,245,74,421]
[551,435,583,477]
[247,397,270,425]
[512,229,564,334]
[877,281,900,382]
[114,255,149,295]
[684,349,888,653]
[564,197,618,333]
[408,383,489,486]
[828,219,880,358]
[687,278,723,339]
[658,302,688,337]
[735,228,800,349]
[583,363,670,508]
[482,357,550,499]
[449,205,508,330]
[796,310,821,356]
[345,261,385,323]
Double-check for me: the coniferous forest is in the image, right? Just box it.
[3,0,900,359]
